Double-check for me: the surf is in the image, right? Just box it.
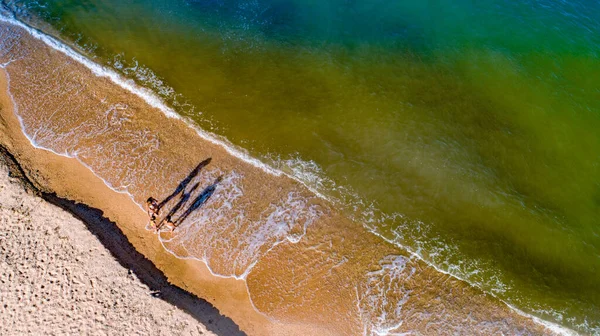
[0,3,596,334]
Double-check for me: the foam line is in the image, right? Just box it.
[0,66,140,210]
[0,6,339,212]
[363,228,579,336]
[155,238,274,323]
[0,11,580,336]
[0,10,282,177]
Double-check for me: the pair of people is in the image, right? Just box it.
[146,197,175,232]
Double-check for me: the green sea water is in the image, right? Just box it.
[4,0,600,332]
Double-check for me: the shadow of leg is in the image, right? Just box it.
[158,158,212,209]
[174,176,223,227]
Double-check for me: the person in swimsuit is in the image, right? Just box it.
[146,197,160,231]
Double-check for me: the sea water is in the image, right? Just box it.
[1,0,599,334]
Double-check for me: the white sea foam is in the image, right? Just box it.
[0,10,583,335]
[0,9,282,178]
[158,166,322,280]
[357,255,416,336]
[365,227,579,335]
[267,156,581,335]
[0,15,323,325]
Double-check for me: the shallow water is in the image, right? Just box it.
[1,0,600,334]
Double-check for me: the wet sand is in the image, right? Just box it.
[0,17,565,336]
[0,66,328,336]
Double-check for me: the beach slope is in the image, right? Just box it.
[0,148,227,335]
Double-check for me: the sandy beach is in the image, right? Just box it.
[0,147,226,335]
[0,15,568,335]
[0,52,331,336]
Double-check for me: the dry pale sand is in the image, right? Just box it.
[0,157,208,335]
[0,148,240,335]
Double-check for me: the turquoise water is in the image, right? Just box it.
[4,0,600,332]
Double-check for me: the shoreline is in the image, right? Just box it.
[0,67,329,336]
[0,144,237,335]
[0,14,579,336]
[0,14,578,335]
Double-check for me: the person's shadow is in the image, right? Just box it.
[159,182,200,228]
[158,158,211,210]
[0,145,246,336]
[173,175,223,227]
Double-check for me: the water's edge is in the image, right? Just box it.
[0,144,247,335]
[0,8,579,335]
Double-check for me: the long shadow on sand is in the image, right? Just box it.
[159,157,212,209]
[160,182,200,227]
[157,158,222,229]
[173,175,223,227]
[0,146,245,336]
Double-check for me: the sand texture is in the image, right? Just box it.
[0,16,564,335]
[0,62,326,335]
[0,151,235,335]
